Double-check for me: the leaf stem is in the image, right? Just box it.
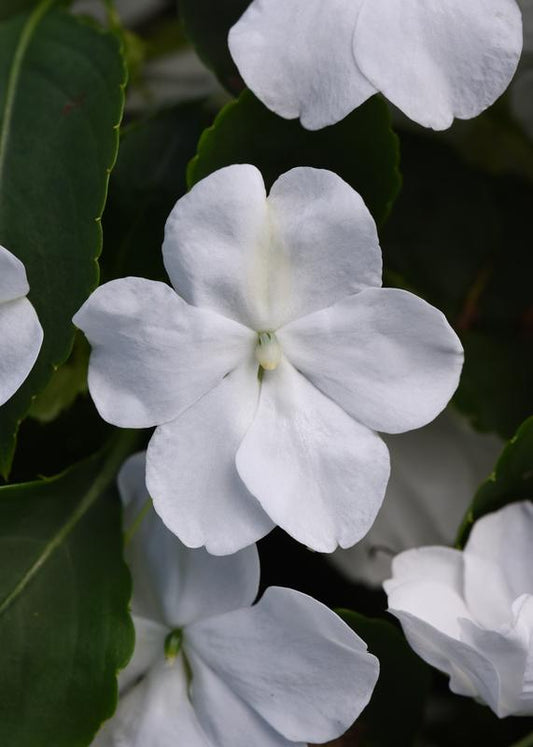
[0,429,141,617]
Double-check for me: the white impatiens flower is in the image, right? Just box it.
[74,164,463,555]
[0,245,43,406]
[92,452,380,747]
[331,409,502,587]
[228,0,523,131]
[384,501,533,718]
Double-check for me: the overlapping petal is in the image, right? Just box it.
[164,166,381,330]
[73,277,253,428]
[279,288,463,434]
[236,359,390,552]
[229,0,522,130]
[146,362,274,555]
[186,587,379,744]
[120,453,261,625]
[94,661,210,747]
[228,0,375,130]
[354,0,522,130]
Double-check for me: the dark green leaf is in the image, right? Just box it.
[179,0,250,94]
[101,101,210,283]
[382,132,533,438]
[0,0,38,21]
[456,416,533,547]
[0,431,139,747]
[337,610,430,747]
[188,90,400,225]
[0,4,126,475]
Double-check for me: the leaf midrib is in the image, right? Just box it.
[0,429,139,617]
[0,0,56,189]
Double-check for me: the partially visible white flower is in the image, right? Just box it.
[384,501,533,718]
[331,409,502,587]
[74,165,463,555]
[228,0,523,131]
[0,245,43,406]
[93,452,380,747]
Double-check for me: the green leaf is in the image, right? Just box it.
[101,101,210,283]
[179,0,250,94]
[337,611,430,747]
[188,90,401,226]
[0,431,139,747]
[456,416,533,547]
[0,3,126,475]
[0,0,38,21]
[382,132,532,438]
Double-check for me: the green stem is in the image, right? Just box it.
[0,429,141,618]
[124,496,152,546]
[510,732,533,747]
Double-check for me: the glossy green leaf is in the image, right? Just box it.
[101,101,210,283]
[188,90,400,225]
[456,416,533,547]
[179,0,250,94]
[0,431,139,747]
[382,132,532,438]
[337,611,430,747]
[0,4,126,475]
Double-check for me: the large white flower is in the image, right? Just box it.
[228,0,523,131]
[93,452,380,747]
[384,501,533,718]
[0,245,43,406]
[74,164,463,555]
[331,409,502,587]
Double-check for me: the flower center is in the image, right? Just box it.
[164,628,183,663]
[255,331,282,371]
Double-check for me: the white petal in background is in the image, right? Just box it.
[228,0,375,130]
[330,409,502,586]
[94,455,380,746]
[385,501,533,717]
[0,245,43,406]
[229,0,522,130]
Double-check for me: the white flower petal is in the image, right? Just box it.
[186,587,378,744]
[163,164,270,330]
[330,410,502,587]
[389,607,501,710]
[265,168,382,326]
[465,502,533,599]
[74,277,253,428]
[0,244,29,302]
[228,0,376,130]
[463,553,515,630]
[0,297,43,407]
[385,547,473,638]
[279,288,463,434]
[95,659,210,747]
[146,361,274,556]
[119,453,262,626]
[236,359,390,552]
[354,0,523,129]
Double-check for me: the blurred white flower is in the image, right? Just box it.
[510,0,533,138]
[93,452,380,747]
[330,409,502,587]
[0,245,43,406]
[228,0,522,131]
[384,501,533,718]
[74,164,463,555]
